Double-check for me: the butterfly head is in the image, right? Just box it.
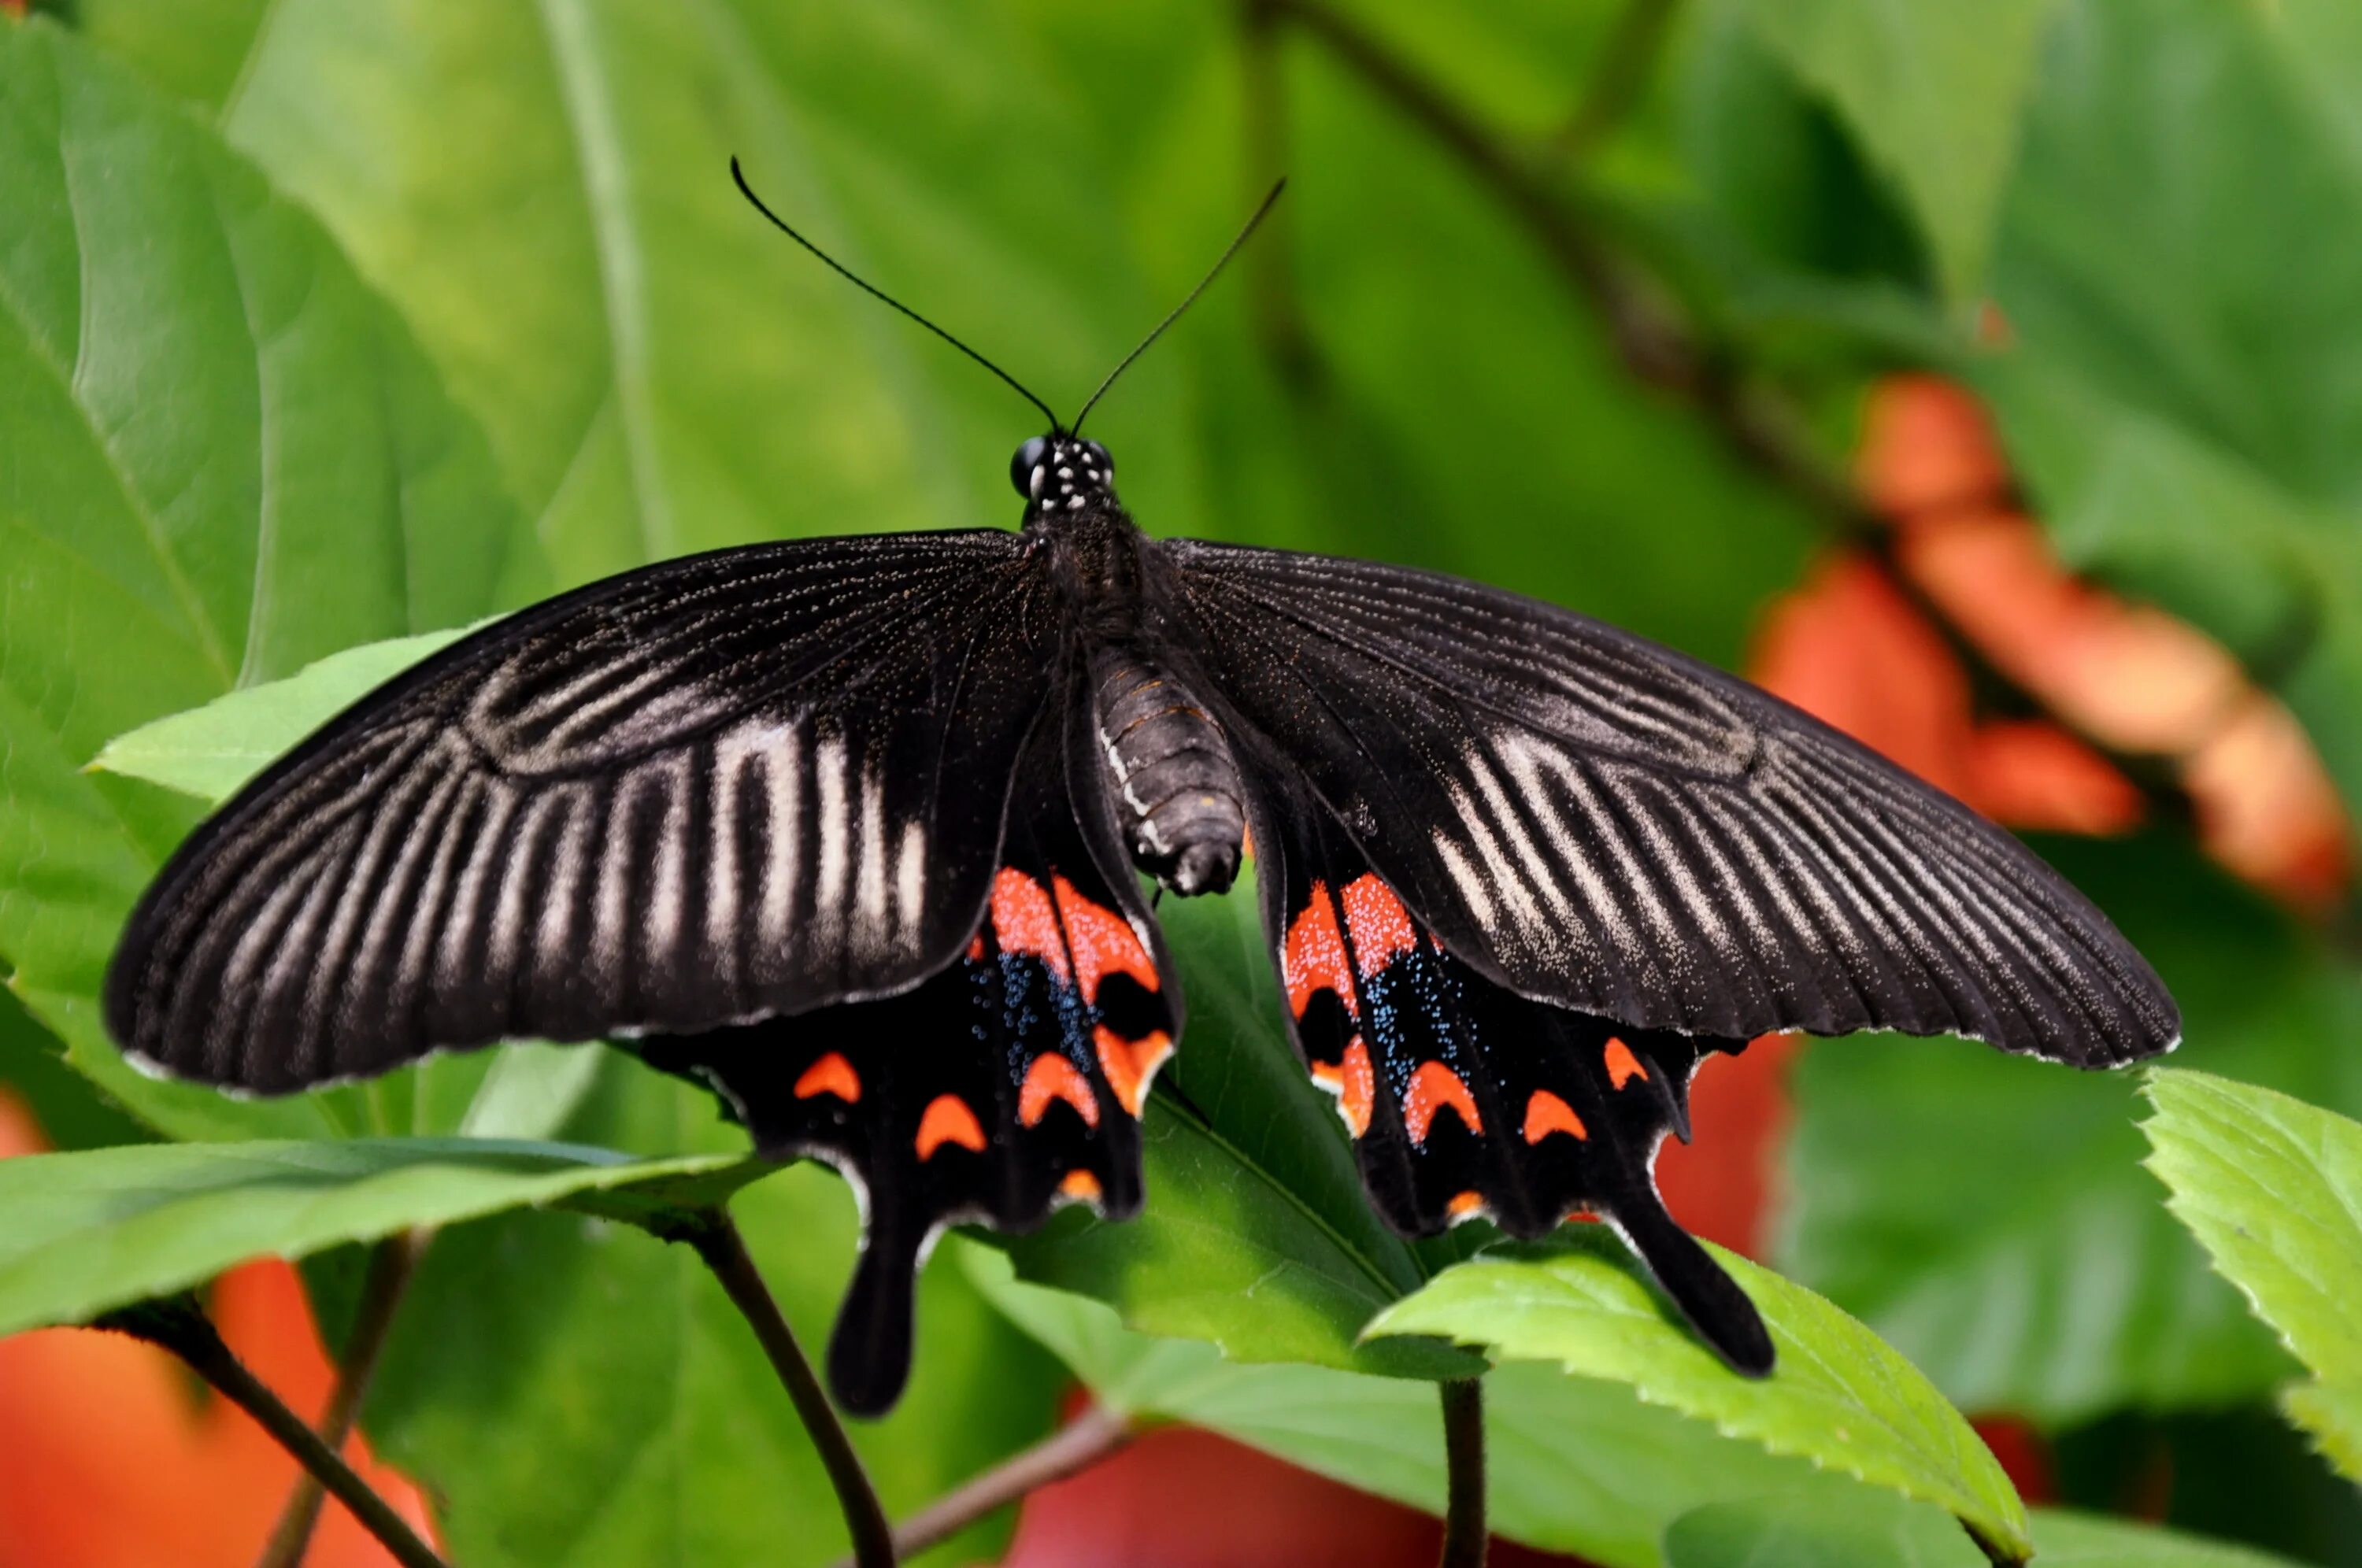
[1013,434,1117,518]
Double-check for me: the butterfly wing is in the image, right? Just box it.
[639,675,1180,1414]
[107,530,1059,1090]
[1163,539,2179,1067]
[1251,775,1771,1374]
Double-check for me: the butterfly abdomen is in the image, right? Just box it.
[1089,644,1245,897]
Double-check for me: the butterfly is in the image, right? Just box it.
[104,167,2179,1417]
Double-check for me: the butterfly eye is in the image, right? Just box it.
[1010,435,1050,499]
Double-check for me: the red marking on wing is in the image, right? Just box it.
[1308,1038,1375,1138]
[1053,875,1160,1003]
[1059,1169,1103,1202]
[1604,1037,1649,1089]
[1095,1027,1174,1118]
[1521,1089,1587,1144]
[1283,882,1354,1021]
[1020,1053,1101,1129]
[966,931,987,963]
[1403,1061,1483,1145]
[916,1095,987,1159]
[990,868,1069,983]
[1446,1190,1486,1219]
[793,1052,861,1104]
[1338,875,1417,976]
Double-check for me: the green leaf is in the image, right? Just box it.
[0,20,544,1142]
[1664,1490,2308,1568]
[2279,1381,2362,1485]
[2142,1069,2362,1384]
[999,878,1480,1381]
[1983,0,2362,823]
[1778,836,2342,1424]
[365,1066,1062,1568]
[1364,1230,2032,1563]
[965,1244,1853,1568]
[1740,0,2058,303]
[0,1130,753,1338]
[90,625,476,803]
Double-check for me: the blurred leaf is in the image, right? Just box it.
[366,1066,1061,1568]
[1664,1490,2307,1568]
[1778,835,2354,1424]
[1983,0,2362,820]
[0,982,148,1153]
[2143,1069,2362,1383]
[0,20,542,1142]
[1364,1230,2031,1562]
[1001,876,1480,1382]
[2280,1381,2362,1486]
[965,1243,1860,1568]
[90,624,475,802]
[1739,0,2057,304]
[0,1130,752,1337]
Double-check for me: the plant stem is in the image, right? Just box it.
[1438,1377,1488,1568]
[105,1297,448,1568]
[683,1212,898,1568]
[1553,0,1683,161]
[255,1228,431,1568]
[826,1403,1135,1568]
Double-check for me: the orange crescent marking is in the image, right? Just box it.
[1446,1190,1486,1219]
[915,1094,987,1159]
[966,931,988,963]
[1019,1053,1101,1129]
[1053,875,1161,1002]
[1403,1060,1483,1145]
[1283,882,1355,1021]
[990,868,1069,982]
[1338,875,1418,976]
[1094,1027,1174,1118]
[1309,1038,1375,1138]
[1604,1037,1649,1089]
[1058,1169,1103,1202]
[792,1052,861,1104]
[1521,1089,1587,1144]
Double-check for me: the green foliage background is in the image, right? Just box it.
[5,1,2362,1564]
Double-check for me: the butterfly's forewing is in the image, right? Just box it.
[1164,539,2179,1067]
[1242,768,1772,1373]
[641,686,1179,1414]
[106,531,1057,1089]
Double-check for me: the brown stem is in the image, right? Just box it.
[1261,0,2191,825]
[254,1229,431,1568]
[105,1298,448,1568]
[683,1213,897,1568]
[1553,0,1683,161]
[826,1403,1134,1568]
[1438,1378,1488,1568]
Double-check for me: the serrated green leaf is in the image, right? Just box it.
[90,625,475,803]
[1366,1231,2031,1562]
[2142,1068,2362,1385]
[0,20,544,1143]
[1664,1490,2308,1568]
[0,1130,755,1338]
[1741,0,2057,303]
[2279,1381,2362,1485]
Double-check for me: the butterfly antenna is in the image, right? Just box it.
[731,157,1063,433]
[1070,179,1287,435]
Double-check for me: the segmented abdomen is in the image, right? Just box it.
[1089,646,1246,897]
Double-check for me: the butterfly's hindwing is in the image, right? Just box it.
[1253,785,1771,1374]
[106,531,1055,1089]
[1165,538,2179,1067]
[640,711,1178,1415]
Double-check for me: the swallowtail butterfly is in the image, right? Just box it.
[106,168,2179,1416]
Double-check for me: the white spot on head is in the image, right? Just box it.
[1067,494,1084,509]
[1029,465,1046,497]
[1057,467,1073,479]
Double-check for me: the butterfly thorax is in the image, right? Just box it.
[1013,435,1246,898]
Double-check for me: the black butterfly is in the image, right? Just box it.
[104,169,2179,1417]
